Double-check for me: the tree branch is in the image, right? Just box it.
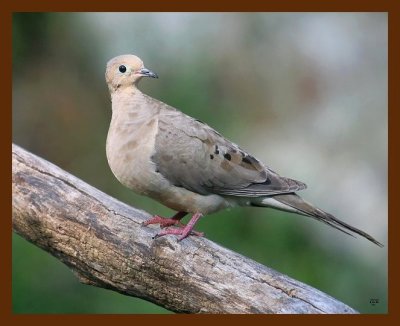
[12,143,357,314]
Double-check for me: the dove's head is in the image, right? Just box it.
[105,54,158,93]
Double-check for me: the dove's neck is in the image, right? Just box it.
[111,87,139,107]
[111,88,157,116]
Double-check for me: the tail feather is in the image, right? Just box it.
[255,193,383,247]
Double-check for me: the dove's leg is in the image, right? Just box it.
[142,211,187,227]
[154,212,204,241]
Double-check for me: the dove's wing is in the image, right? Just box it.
[152,106,306,197]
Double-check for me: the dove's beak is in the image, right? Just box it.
[137,67,158,78]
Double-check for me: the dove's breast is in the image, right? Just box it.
[106,105,163,196]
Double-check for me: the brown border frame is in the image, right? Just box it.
[3,0,397,324]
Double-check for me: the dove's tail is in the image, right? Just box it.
[252,193,383,247]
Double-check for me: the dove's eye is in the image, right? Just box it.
[119,65,127,73]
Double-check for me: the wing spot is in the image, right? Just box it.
[210,154,214,160]
[224,153,231,161]
[214,145,220,155]
[242,157,252,164]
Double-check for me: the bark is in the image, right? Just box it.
[12,143,357,314]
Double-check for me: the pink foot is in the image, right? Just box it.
[153,212,204,241]
[154,227,204,240]
[142,211,187,228]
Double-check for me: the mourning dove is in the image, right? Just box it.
[105,54,382,246]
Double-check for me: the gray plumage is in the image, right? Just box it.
[153,106,306,197]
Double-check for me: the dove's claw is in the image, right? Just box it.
[142,215,178,227]
[154,227,204,241]
[151,212,204,241]
[142,211,187,227]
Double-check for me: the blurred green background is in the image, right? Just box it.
[12,13,387,313]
